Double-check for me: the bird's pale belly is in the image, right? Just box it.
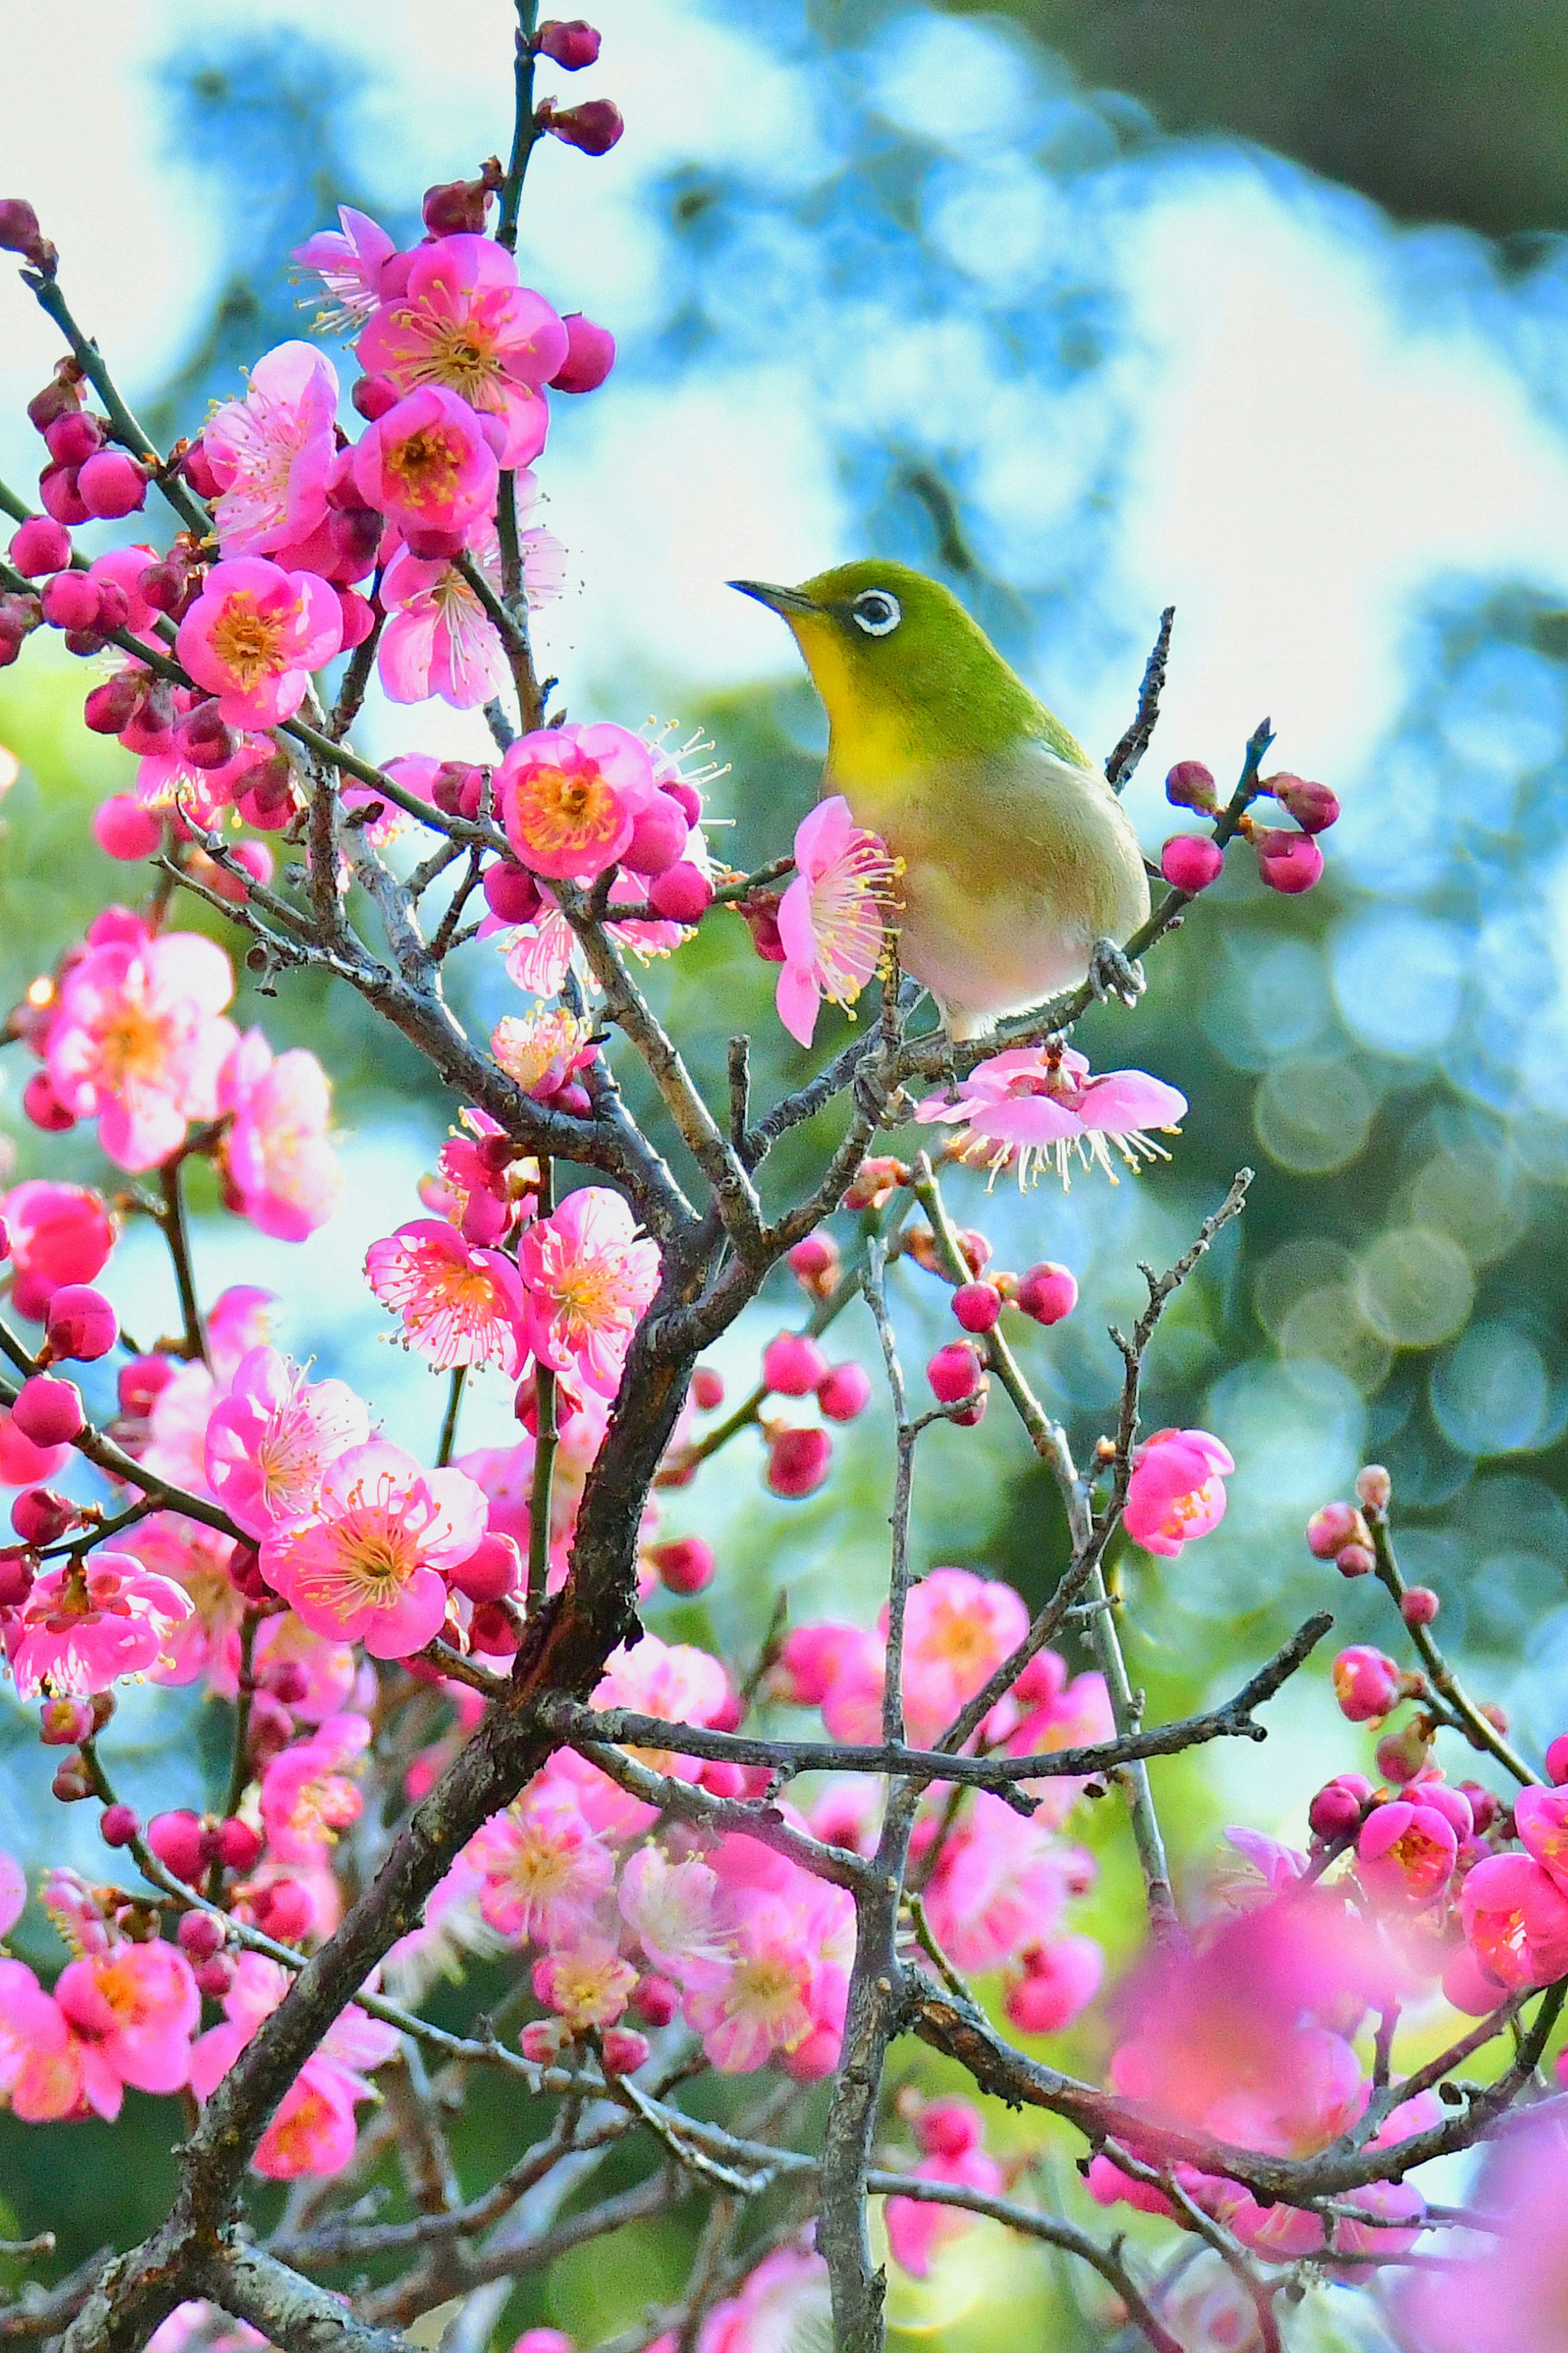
[895,860,1099,1033]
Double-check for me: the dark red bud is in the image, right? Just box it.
[537,18,602,67]
[0,199,55,271]
[539,98,624,155]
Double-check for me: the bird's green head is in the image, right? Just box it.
[728,559,1086,772]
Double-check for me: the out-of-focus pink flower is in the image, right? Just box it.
[694,2242,829,2353]
[350,383,499,540]
[1,1179,114,1316]
[533,1934,638,2029]
[923,1793,1092,1975]
[914,1043,1187,1188]
[1513,1785,1568,1897]
[261,1714,370,1864]
[518,1186,660,1399]
[176,558,343,728]
[1123,1426,1234,1557]
[464,1779,615,1946]
[205,343,339,557]
[291,207,400,333]
[379,503,562,709]
[1356,1800,1458,1906]
[356,236,567,469]
[1331,1645,1403,1722]
[45,921,237,1172]
[1004,1932,1104,2035]
[53,1936,198,2102]
[260,1439,488,1658]
[126,1513,248,1687]
[618,1845,732,1991]
[1399,2104,1568,2351]
[219,1029,341,1240]
[205,1346,371,1540]
[499,722,657,880]
[9,1553,194,1698]
[885,2098,1004,2278]
[1461,1852,1568,1990]
[774,796,899,1048]
[685,1895,820,2072]
[365,1218,530,1376]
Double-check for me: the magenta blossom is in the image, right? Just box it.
[499,722,658,881]
[189,1951,396,2179]
[260,1713,371,1865]
[915,1042,1187,1188]
[1356,1800,1458,1907]
[260,1439,488,1657]
[356,234,568,469]
[775,796,900,1048]
[53,1936,198,2104]
[45,921,237,1172]
[9,1553,194,1698]
[204,342,339,557]
[291,207,399,332]
[204,1346,372,1540]
[176,558,343,727]
[364,1219,530,1376]
[350,383,499,541]
[1123,1426,1234,1557]
[518,1187,662,1399]
[218,1028,342,1240]
[1,1179,115,1315]
[379,505,563,708]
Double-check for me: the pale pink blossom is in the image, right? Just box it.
[356,235,567,469]
[261,1439,488,1658]
[176,558,343,729]
[261,1714,371,1863]
[204,343,340,557]
[205,1346,372,1539]
[914,1043,1187,1188]
[499,722,658,881]
[922,1793,1092,1974]
[618,1846,732,1991]
[464,1780,616,1944]
[490,1005,596,1103]
[350,384,499,540]
[128,1515,248,1687]
[379,507,561,708]
[0,1958,108,2120]
[9,1553,195,1698]
[685,1896,819,2073]
[1399,2104,1568,2352]
[133,736,271,829]
[775,796,900,1048]
[219,1029,342,1240]
[518,1187,660,1399]
[291,207,400,333]
[532,1934,638,2029]
[45,923,237,1172]
[695,2243,829,2353]
[1123,1426,1234,1557]
[365,1218,530,1375]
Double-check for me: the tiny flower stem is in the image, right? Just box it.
[158,1156,209,1366]
[528,1158,558,1613]
[437,1365,468,1469]
[1364,1509,1537,1786]
[24,272,212,539]
[497,0,546,256]
[219,1610,260,1851]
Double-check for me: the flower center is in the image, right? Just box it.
[421,319,501,406]
[512,764,613,857]
[387,426,462,509]
[98,1002,166,1084]
[210,593,287,689]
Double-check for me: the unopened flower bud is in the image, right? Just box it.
[951,1280,1002,1334]
[138,555,195,615]
[540,97,624,154]
[46,1284,118,1362]
[147,1810,209,1882]
[1355,1463,1392,1515]
[0,1550,36,1607]
[692,1366,725,1411]
[550,310,616,392]
[37,463,89,527]
[1460,1781,1501,1833]
[247,1693,294,1766]
[1160,833,1224,892]
[82,675,144,736]
[178,1909,226,1961]
[261,1660,310,1707]
[1376,1722,1431,1785]
[52,1755,94,1802]
[44,412,103,467]
[11,1374,84,1446]
[1305,1500,1368,1559]
[11,1487,74,1546]
[251,1879,313,1942]
[817,1361,872,1422]
[40,1696,93,1746]
[633,1974,678,2026]
[0,199,54,270]
[927,1339,983,1405]
[483,858,544,927]
[449,1530,522,1603]
[431,760,486,818]
[234,751,299,831]
[351,372,399,422]
[39,570,101,632]
[1270,774,1340,833]
[1336,1543,1375,1577]
[76,449,147,519]
[537,18,602,67]
[766,1425,832,1498]
[27,371,81,432]
[1253,825,1324,895]
[118,1356,176,1418]
[623,796,690,876]
[471,1598,521,1654]
[421,160,503,238]
[842,1155,907,1212]
[22,1072,75,1131]
[600,2025,650,2075]
[646,861,713,923]
[194,1954,236,1999]
[1165,758,1216,811]
[1308,1773,1374,1840]
[649,1535,715,1594]
[1013,1262,1078,1326]
[175,698,238,771]
[8,515,71,575]
[762,1330,829,1396]
[1331,1644,1401,1723]
[216,1816,263,1873]
[100,1803,139,1848]
[787,1233,839,1294]
[1401,1585,1440,1627]
[1547,1736,1568,1787]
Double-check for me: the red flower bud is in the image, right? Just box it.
[178,1909,226,1961]
[623,795,689,876]
[1270,773,1340,833]
[421,163,503,238]
[11,1374,83,1446]
[927,1339,983,1404]
[762,1331,829,1396]
[0,199,54,270]
[1160,833,1224,892]
[692,1366,725,1411]
[147,1810,209,1883]
[39,570,102,632]
[537,18,602,67]
[432,760,486,818]
[0,1550,36,1607]
[483,858,544,927]
[194,1954,236,1999]
[76,449,147,520]
[38,463,89,527]
[27,372,82,432]
[1335,1543,1375,1578]
[541,98,624,155]
[251,1880,312,1942]
[952,1281,1002,1333]
[1356,1463,1392,1514]
[766,1425,832,1499]
[100,1803,140,1848]
[1013,1262,1077,1326]
[352,373,399,421]
[44,412,103,467]
[470,1598,521,1654]
[1253,826,1324,895]
[649,1535,715,1594]
[83,675,145,736]
[175,698,239,771]
[1305,1500,1368,1559]
[1401,1585,1440,1626]
[1164,758,1216,811]
[11,1487,74,1546]
[215,1816,263,1873]
[52,1756,94,1802]
[449,1531,523,1603]
[1307,1774,1373,1840]
[816,1361,872,1422]
[8,515,71,576]
[550,311,616,392]
[22,1072,76,1131]
[46,1283,118,1362]
[646,861,713,923]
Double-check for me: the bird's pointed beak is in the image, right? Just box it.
[728,578,822,619]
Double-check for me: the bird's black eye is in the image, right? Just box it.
[850,588,901,637]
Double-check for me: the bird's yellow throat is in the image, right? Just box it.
[784,610,922,816]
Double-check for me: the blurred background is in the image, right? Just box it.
[4,2,1568,2344]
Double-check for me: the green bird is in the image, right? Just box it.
[730,560,1150,1040]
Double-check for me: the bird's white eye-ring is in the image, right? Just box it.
[851,588,902,637]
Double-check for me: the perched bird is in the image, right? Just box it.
[730,560,1149,1039]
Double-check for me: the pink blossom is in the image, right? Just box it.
[0,1958,108,2121]
[1461,1852,1568,1990]
[1004,1932,1104,2035]
[189,1951,395,2178]
[685,1895,820,2072]
[1,1179,114,1315]
[9,1553,194,1698]
[291,208,400,333]
[532,1934,638,2029]
[922,1793,1092,1974]
[499,722,658,881]
[519,1187,661,1399]
[694,2243,828,2353]
[350,384,499,540]
[260,1439,488,1658]
[1331,1644,1402,1722]
[127,1514,248,1687]
[261,1714,371,1863]
[204,343,340,557]
[45,922,237,1172]
[1123,1426,1234,1557]
[1399,2104,1568,2353]
[379,505,561,709]
[205,1346,372,1539]
[464,1779,615,1944]
[914,1043,1187,1188]
[53,1936,198,2101]
[356,235,567,469]
[218,1029,342,1240]
[884,2101,1004,2279]
[491,1005,597,1102]
[365,1218,530,1375]
[176,558,343,728]
[1356,1800,1457,1906]
[1512,1783,1568,1896]
[618,1846,732,1991]
[775,797,900,1048]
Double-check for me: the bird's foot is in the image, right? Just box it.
[1087,938,1145,1007]
[853,1056,907,1129]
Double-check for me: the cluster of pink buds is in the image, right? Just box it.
[1159,758,1341,897]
